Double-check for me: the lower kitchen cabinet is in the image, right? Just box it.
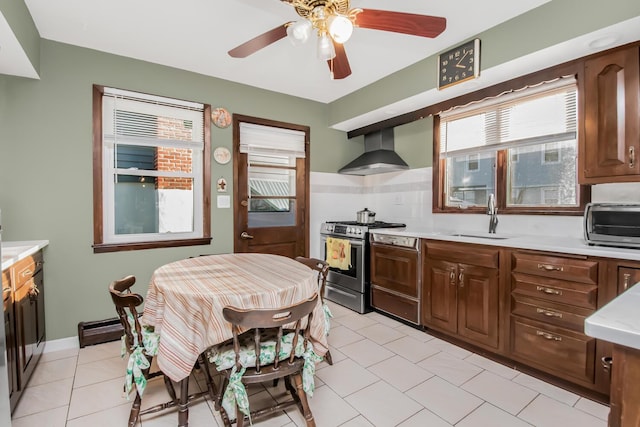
[608,344,640,427]
[4,249,46,414]
[370,236,420,324]
[509,250,605,392]
[2,268,18,410]
[422,241,501,350]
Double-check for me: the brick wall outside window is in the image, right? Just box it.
[156,117,193,190]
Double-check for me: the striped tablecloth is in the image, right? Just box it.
[142,253,329,382]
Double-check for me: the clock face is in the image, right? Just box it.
[438,39,480,90]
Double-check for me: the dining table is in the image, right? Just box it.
[142,252,329,384]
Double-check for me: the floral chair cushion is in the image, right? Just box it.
[207,331,323,421]
[119,313,160,398]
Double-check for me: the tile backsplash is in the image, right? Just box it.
[310,168,640,258]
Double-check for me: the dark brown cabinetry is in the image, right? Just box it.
[5,250,45,414]
[608,344,640,427]
[617,265,640,294]
[581,45,640,183]
[370,240,420,324]
[2,268,18,410]
[510,251,600,389]
[422,241,500,350]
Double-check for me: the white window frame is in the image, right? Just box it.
[96,87,208,247]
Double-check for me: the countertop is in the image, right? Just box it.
[585,282,640,350]
[370,227,640,261]
[2,240,49,271]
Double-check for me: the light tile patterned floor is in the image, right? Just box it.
[11,302,609,426]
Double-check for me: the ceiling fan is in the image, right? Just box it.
[228,0,447,80]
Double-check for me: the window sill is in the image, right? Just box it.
[93,237,213,253]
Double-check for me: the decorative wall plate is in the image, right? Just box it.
[214,147,231,164]
[211,107,232,128]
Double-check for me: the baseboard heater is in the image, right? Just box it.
[77,317,123,348]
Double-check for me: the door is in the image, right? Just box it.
[233,115,310,257]
[423,258,458,333]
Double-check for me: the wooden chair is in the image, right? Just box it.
[211,294,319,427]
[109,275,215,427]
[295,256,333,365]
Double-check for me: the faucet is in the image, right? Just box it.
[487,193,498,234]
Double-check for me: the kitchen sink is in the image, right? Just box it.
[446,232,512,240]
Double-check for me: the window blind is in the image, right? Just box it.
[439,77,577,158]
[103,88,204,150]
[240,122,306,158]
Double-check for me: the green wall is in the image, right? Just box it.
[0,40,355,340]
[327,0,640,127]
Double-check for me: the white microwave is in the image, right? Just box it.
[584,203,640,248]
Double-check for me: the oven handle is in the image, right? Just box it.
[320,236,364,248]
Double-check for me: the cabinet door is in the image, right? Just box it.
[618,266,640,294]
[15,279,38,384]
[423,258,457,333]
[457,263,500,348]
[582,46,640,182]
[370,244,418,297]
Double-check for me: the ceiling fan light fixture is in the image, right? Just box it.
[287,19,313,45]
[328,14,353,44]
[317,33,336,60]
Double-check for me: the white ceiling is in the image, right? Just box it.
[6,0,549,104]
[1,1,639,132]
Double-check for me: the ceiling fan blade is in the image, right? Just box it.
[228,24,289,58]
[355,9,446,38]
[328,41,352,80]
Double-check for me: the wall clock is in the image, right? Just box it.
[438,38,480,90]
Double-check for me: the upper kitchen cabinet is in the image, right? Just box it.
[580,45,640,183]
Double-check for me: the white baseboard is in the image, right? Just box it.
[43,336,79,353]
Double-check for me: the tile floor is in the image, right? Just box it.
[11,302,610,426]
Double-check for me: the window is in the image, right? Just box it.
[436,77,587,214]
[92,86,211,252]
[239,122,305,228]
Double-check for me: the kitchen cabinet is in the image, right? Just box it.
[5,249,45,413]
[509,250,600,389]
[14,250,45,390]
[608,344,640,427]
[370,236,420,324]
[2,268,18,410]
[581,45,640,183]
[422,241,500,350]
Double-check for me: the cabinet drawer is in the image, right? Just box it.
[512,252,598,284]
[510,316,595,384]
[14,251,44,290]
[426,241,499,268]
[371,286,419,324]
[512,273,597,309]
[511,294,591,332]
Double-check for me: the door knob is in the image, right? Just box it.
[240,231,254,239]
[241,200,249,207]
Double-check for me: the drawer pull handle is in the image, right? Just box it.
[536,330,562,341]
[536,286,562,296]
[536,308,563,318]
[623,273,631,291]
[2,288,11,296]
[630,146,636,168]
[537,263,563,272]
[20,269,33,278]
[450,270,456,284]
[459,269,464,288]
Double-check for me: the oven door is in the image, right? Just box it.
[320,235,365,293]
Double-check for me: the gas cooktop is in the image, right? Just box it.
[325,220,406,229]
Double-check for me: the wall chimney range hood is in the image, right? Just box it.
[338,128,409,175]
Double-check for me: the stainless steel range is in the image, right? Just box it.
[320,220,406,313]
